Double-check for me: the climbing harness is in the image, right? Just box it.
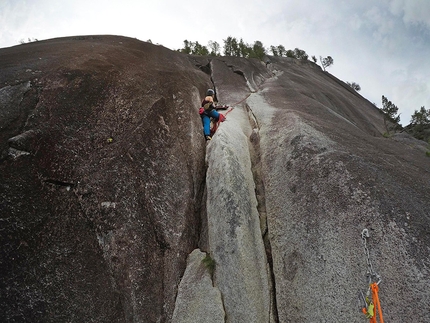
[204,90,256,137]
[360,229,384,323]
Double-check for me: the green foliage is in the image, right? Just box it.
[347,82,361,91]
[178,37,320,64]
[224,37,266,59]
[223,36,235,56]
[294,48,308,60]
[277,45,286,56]
[180,40,192,54]
[19,37,38,44]
[320,56,334,71]
[410,106,430,126]
[202,254,215,275]
[426,151,430,157]
[249,41,266,60]
[285,49,294,58]
[180,40,209,55]
[404,106,430,142]
[381,95,400,121]
[224,36,248,57]
[381,95,402,135]
[271,44,287,57]
[282,48,309,60]
[238,38,250,57]
[208,40,221,56]
[193,41,209,55]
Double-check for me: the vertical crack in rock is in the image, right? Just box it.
[208,60,220,103]
[245,103,280,323]
[205,106,271,323]
[197,169,209,252]
[192,58,218,102]
[171,249,225,323]
[172,162,225,322]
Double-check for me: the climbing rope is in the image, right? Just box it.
[360,229,384,323]
[210,106,234,136]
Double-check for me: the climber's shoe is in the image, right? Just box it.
[205,135,212,141]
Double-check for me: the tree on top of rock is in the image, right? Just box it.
[294,48,308,60]
[270,45,286,57]
[180,40,209,55]
[406,106,430,142]
[249,41,266,60]
[223,36,235,56]
[283,48,309,60]
[347,82,361,91]
[410,106,430,126]
[238,38,251,58]
[208,41,221,56]
[320,56,333,71]
[381,95,402,135]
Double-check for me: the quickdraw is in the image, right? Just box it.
[360,229,384,323]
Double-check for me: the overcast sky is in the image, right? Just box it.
[1,0,429,125]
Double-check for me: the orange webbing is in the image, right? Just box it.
[371,283,384,323]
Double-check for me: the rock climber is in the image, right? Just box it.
[199,88,225,140]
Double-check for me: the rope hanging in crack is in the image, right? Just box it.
[360,228,384,323]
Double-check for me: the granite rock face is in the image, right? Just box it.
[0,36,209,323]
[171,249,224,323]
[244,59,430,322]
[1,36,429,323]
[206,107,272,323]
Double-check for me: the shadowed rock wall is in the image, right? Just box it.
[0,36,210,323]
[1,36,429,323]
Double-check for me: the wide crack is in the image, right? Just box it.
[246,103,280,323]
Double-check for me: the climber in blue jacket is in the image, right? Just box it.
[199,89,225,140]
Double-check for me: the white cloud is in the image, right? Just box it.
[349,14,364,31]
[388,0,430,27]
[0,0,429,125]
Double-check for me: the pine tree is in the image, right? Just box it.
[381,95,401,136]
